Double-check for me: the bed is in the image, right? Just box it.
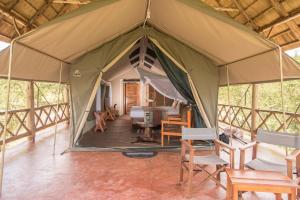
[130,106,180,126]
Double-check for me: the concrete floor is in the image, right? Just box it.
[2,124,289,200]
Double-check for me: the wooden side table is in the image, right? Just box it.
[226,169,298,200]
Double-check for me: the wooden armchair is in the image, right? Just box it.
[94,112,107,132]
[239,129,300,197]
[179,127,235,197]
[160,108,191,146]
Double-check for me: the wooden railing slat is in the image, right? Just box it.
[218,104,300,134]
[0,103,69,144]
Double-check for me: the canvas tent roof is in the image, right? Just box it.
[0,0,299,84]
[0,0,299,144]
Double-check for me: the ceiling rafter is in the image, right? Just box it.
[0,3,29,28]
[28,0,54,25]
[231,0,259,30]
[8,0,20,10]
[232,0,257,19]
[268,0,300,41]
[259,8,300,32]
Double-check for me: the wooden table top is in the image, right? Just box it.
[135,122,155,128]
[225,168,299,188]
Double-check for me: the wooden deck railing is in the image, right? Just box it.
[0,103,69,144]
[218,104,300,134]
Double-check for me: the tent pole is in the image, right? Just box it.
[68,84,75,148]
[278,47,288,155]
[226,65,233,146]
[0,39,16,196]
[52,62,63,155]
[143,0,151,28]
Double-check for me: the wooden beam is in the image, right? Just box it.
[56,4,71,16]
[269,0,300,41]
[0,4,28,27]
[53,0,90,5]
[250,84,258,141]
[26,81,36,142]
[258,9,300,32]
[0,33,11,43]
[231,0,259,30]
[7,0,20,10]
[28,0,54,25]
[281,40,300,51]
[232,0,257,19]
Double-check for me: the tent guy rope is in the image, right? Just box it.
[53,62,63,155]
[0,38,16,196]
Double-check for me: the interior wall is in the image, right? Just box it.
[110,68,139,115]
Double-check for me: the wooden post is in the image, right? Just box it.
[27,81,36,142]
[63,85,70,125]
[251,84,258,160]
[250,84,258,141]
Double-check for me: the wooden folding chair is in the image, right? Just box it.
[94,112,106,132]
[161,107,191,146]
[105,107,116,121]
[179,127,235,197]
[239,129,300,198]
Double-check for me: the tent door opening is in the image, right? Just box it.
[124,80,140,115]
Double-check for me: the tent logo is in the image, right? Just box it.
[73,70,81,78]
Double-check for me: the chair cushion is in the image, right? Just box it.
[185,154,228,165]
[245,158,287,173]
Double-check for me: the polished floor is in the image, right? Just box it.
[1,123,290,199]
[77,115,209,149]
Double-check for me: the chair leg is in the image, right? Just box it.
[232,186,239,200]
[161,133,164,147]
[179,161,184,185]
[168,136,170,144]
[216,165,221,182]
[187,162,194,198]
[275,193,281,200]
[288,188,296,200]
[226,174,232,200]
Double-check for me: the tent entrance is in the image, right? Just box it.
[74,37,210,149]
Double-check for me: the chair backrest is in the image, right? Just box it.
[182,127,216,141]
[257,129,300,148]
[180,106,191,127]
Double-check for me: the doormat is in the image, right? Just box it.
[122,151,158,159]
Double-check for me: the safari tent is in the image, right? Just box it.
[0,0,299,148]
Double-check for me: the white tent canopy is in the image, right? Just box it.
[0,0,298,144]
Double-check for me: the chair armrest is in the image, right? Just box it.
[214,139,235,151]
[161,120,188,126]
[214,139,235,168]
[285,149,300,178]
[239,141,257,151]
[167,117,182,121]
[286,149,300,161]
